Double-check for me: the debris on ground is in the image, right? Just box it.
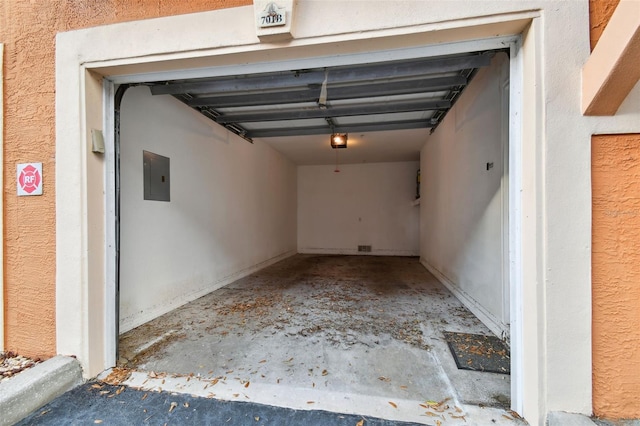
[116,255,507,414]
[0,351,41,382]
[101,367,132,385]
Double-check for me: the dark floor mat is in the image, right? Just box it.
[16,383,427,426]
[444,331,510,374]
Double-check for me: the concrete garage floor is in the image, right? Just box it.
[117,255,519,424]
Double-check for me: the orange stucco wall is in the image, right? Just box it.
[589,0,621,50]
[0,0,251,359]
[592,134,640,419]
[590,0,640,419]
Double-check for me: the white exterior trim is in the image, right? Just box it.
[54,3,640,425]
[103,80,117,368]
[509,36,525,415]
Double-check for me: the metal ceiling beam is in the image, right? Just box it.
[215,99,451,124]
[246,119,433,138]
[150,53,491,96]
[186,75,467,108]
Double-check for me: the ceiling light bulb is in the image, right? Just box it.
[330,133,348,148]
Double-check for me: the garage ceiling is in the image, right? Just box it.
[148,51,495,165]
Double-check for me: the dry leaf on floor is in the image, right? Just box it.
[91,384,102,389]
[436,421,442,426]
[356,420,364,426]
[141,393,148,401]
[259,360,267,364]
[322,370,328,376]
[502,415,514,420]
[244,381,250,388]
[307,401,315,404]
[183,402,189,408]
[94,421,103,424]
[168,402,178,413]
[423,412,438,417]
[508,410,523,419]
[255,417,260,421]
[388,401,398,409]
[103,368,131,385]
[378,376,390,382]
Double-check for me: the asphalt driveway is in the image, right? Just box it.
[16,382,426,426]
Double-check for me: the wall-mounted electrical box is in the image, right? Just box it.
[143,150,170,202]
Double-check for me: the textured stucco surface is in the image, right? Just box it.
[589,0,640,419]
[589,0,621,50]
[592,134,640,419]
[0,0,251,358]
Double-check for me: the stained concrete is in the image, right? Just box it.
[547,412,597,426]
[0,356,82,426]
[118,255,518,424]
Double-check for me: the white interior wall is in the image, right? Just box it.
[420,53,509,337]
[298,162,420,256]
[57,2,640,420]
[119,86,297,332]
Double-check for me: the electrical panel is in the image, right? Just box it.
[143,150,170,202]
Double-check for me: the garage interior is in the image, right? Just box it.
[115,49,512,421]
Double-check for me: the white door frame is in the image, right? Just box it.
[508,36,524,414]
[101,35,525,411]
[60,1,640,420]
[60,5,602,420]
